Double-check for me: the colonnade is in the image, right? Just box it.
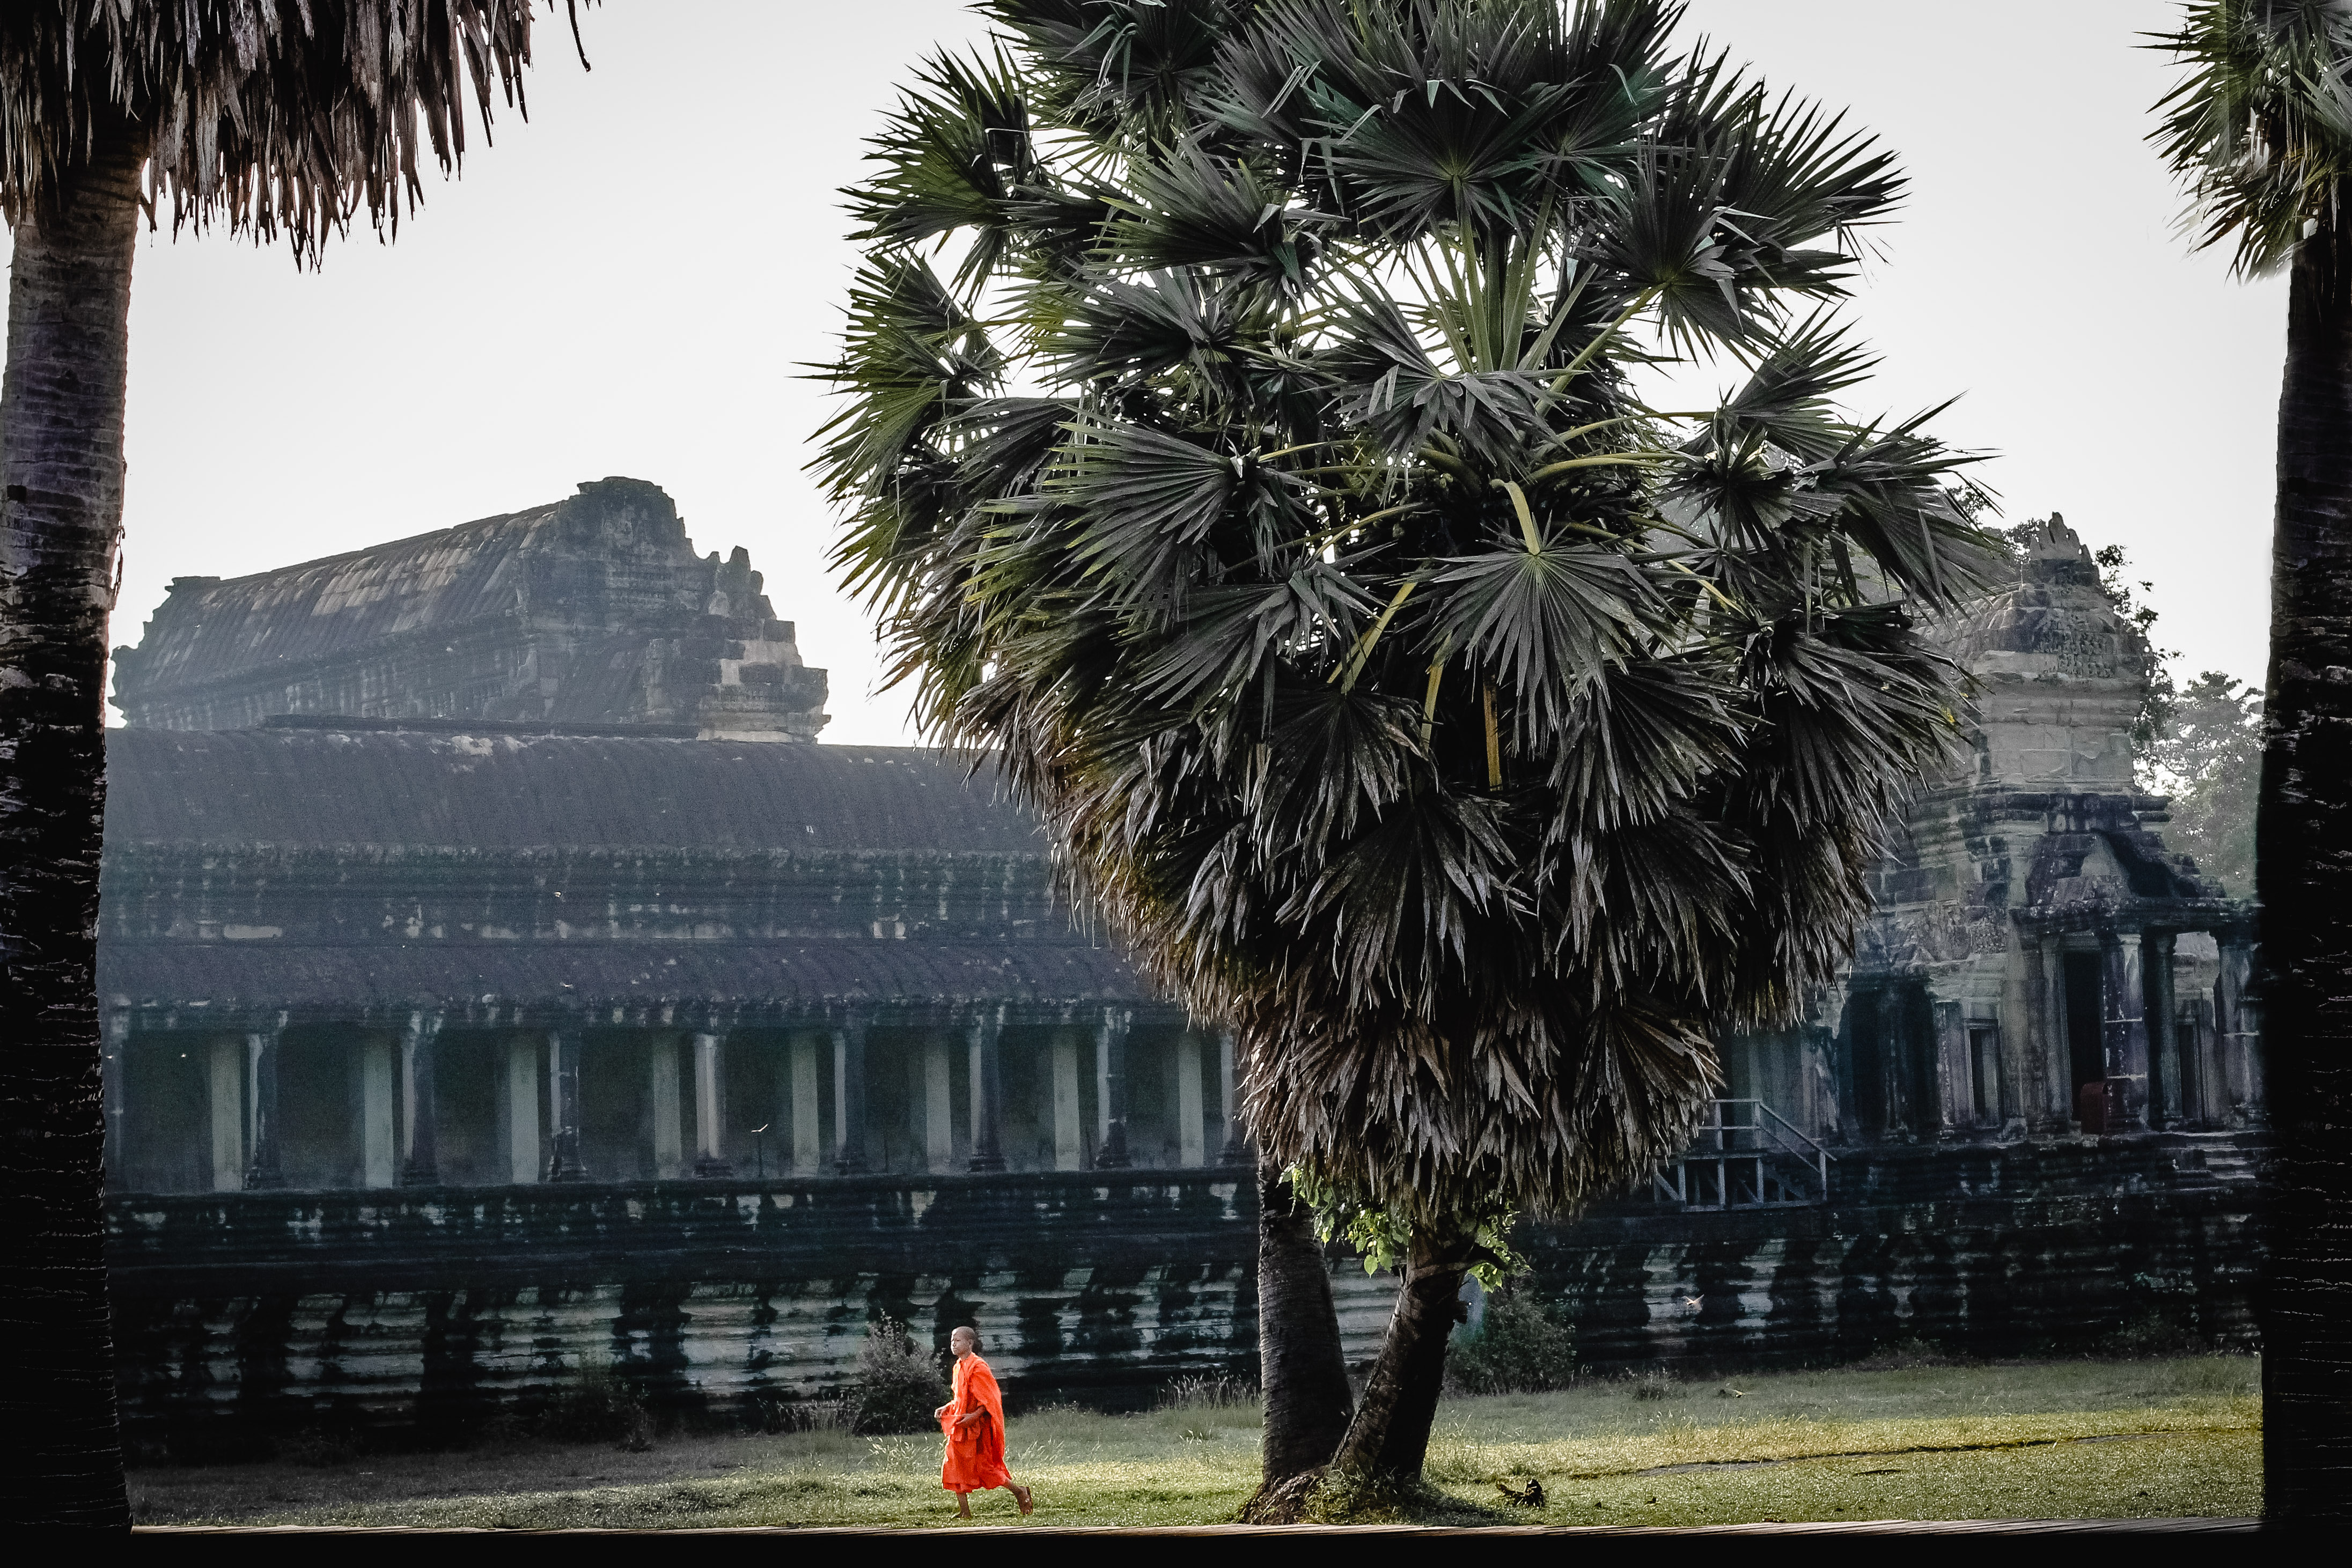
[104,1008,1248,1194]
[1832,924,2262,1146]
[2018,926,2260,1136]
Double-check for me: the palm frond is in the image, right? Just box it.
[819,0,1994,1229]
[1,2,588,259]
[2150,0,2352,276]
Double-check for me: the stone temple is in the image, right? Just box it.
[97,489,2267,1450]
[112,477,828,740]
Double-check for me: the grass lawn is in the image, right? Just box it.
[129,1353,2261,1530]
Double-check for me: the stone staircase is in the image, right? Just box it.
[2170,1131,2264,1187]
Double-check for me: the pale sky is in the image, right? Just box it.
[50,1,2281,745]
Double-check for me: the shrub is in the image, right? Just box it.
[1445,1288,1577,1395]
[536,1359,653,1449]
[849,1316,950,1435]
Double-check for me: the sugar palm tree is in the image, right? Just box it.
[2152,0,2352,1521]
[823,0,1993,1497]
[0,2,583,1527]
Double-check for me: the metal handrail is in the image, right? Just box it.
[1752,1099,1835,1162]
[1651,1098,1832,1209]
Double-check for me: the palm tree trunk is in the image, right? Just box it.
[0,115,145,1529]
[1253,1155,1355,1489]
[1324,1228,1470,1485]
[2259,220,2352,1522]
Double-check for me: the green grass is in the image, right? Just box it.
[129,1354,2262,1529]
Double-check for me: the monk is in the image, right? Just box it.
[935,1325,1033,1519]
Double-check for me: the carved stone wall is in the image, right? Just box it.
[105,1137,2262,1449]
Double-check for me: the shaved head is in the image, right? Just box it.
[951,1326,976,1352]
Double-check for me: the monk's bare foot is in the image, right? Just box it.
[1013,1484,1034,1515]
[955,1497,973,1518]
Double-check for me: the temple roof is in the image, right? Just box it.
[94,726,1141,1017]
[96,939,1144,1016]
[102,727,1038,854]
[109,477,829,739]
[115,506,563,700]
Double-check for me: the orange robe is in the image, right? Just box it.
[936,1352,1011,1493]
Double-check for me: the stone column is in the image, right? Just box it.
[208,1036,246,1193]
[2181,993,2218,1127]
[101,1011,129,1192]
[1930,998,1969,1137]
[2216,938,2256,1127]
[2037,935,2074,1132]
[399,1011,442,1187]
[790,1031,823,1174]
[1094,1007,1133,1169]
[243,1023,285,1190]
[1997,948,2031,1135]
[1175,1031,1207,1167]
[923,1033,955,1170]
[2098,931,2149,1132]
[1217,1029,1248,1163]
[967,1010,1006,1173]
[1050,1028,1085,1171]
[546,1027,587,1181]
[2147,932,2182,1130]
[358,1036,398,1188]
[651,1035,685,1180]
[833,1018,869,1174]
[499,1035,541,1184]
[694,1032,734,1176]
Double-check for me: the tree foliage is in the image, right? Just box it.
[849,1317,952,1436]
[1445,1285,1577,1395]
[2150,0,2352,277]
[0,1,587,256]
[2094,540,2177,759]
[2149,671,2262,895]
[821,0,1997,1232]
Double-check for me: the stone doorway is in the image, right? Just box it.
[2063,951,2105,1122]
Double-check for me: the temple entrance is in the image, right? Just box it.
[2063,951,2105,1121]
[1846,982,1938,1140]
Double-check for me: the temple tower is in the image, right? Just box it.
[110,476,828,740]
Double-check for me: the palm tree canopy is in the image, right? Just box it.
[2151,0,2352,275]
[0,1,585,254]
[822,0,1997,1227]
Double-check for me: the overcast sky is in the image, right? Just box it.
[60,1,2282,744]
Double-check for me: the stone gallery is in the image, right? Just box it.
[97,484,2267,1448]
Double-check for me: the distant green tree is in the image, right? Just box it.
[2147,672,2261,896]
[2092,543,2179,759]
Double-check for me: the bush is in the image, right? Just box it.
[536,1359,653,1450]
[1445,1287,1577,1395]
[849,1316,950,1435]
